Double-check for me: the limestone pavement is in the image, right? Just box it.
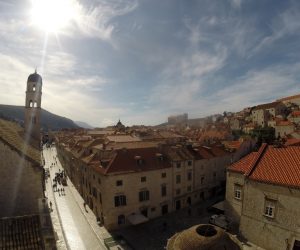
[43,146,109,250]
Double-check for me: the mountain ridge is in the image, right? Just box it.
[0,104,79,131]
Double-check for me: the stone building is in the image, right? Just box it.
[25,70,43,142]
[189,145,233,200]
[55,131,233,230]
[274,120,295,138]
[225,143,300,250]
[0,119,43,217]
[251,101,285,127]
[0,72,56,249]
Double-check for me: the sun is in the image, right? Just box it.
[30,0,78,33]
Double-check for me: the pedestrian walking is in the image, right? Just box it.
[58,188,61,196]
[49,201,52,211]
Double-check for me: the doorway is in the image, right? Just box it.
[175,200,181,210]
[161,204,168,215]
[293,240,300,250]
[141,208,148,217]
[187,197,191,205]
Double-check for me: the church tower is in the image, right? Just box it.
[25,70,42,141]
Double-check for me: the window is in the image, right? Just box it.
[234,184,242,200]
[187,186,192,192]
[176,162,181,168]
[141,176,146,182]
[118,215,125,225]
[116,180,123,186]
[188,160,192,166]
[92,187,97,199]
[139,190,150,201]
[264,199,276,218]
[114,195,126,207]
[187,171,192,181]
[161,185,167,197]
[161,172,166,178]
[98,178,101,184]
[176,175,181,184]
[200,176,205,184]
[176,189,181,195]
[93,174,95,180]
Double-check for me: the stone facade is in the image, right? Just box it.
[225,144,300,250]
[0,140,43,217]
[251,102,285,127]
[56,135,234,230]
[239,181,300,250]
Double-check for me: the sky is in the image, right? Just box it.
[0,0,300,127]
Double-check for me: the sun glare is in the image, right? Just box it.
[31,0,78,33]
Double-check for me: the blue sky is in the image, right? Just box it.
[0,0,300,127]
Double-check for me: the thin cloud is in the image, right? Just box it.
[71,0,138,42]
[252,4,300,55]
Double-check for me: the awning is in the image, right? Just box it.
[127,213,149,225]
[212,201,225,211]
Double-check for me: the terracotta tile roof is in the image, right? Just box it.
[189,146,213,160]
[210,146,229,157]
[249,146,300,188]
[106,135,141,143]
[291,110,300,117]
[276,121,294,126]
[228,143,300,188]
[0,119,41,165]
[228,151,258,174]
[285,138,300,146]
[188,145,229,160]
[0,215,44,249]
[223,141,242,150]
[105,147,171,174]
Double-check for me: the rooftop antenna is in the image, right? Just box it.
[35,67,37,74]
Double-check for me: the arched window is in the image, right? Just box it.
[34,101,37,107]
[29,100,33,107]
[118,215,125,225]
[33,85,36,92]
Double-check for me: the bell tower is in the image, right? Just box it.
[25,70,43,141]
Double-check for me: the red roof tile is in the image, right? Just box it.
[285,138,300,146]
[105,147,171,174]
[228,144,300,188]
[276,121,293,126]
[291,110,300,117]
[228,151,258,174]
[249,146,300,188]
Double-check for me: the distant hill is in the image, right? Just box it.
[75,121,94,129]
[0,104,79,131]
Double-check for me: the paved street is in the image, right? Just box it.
[43,146,106,250]
[42,145,262,250]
